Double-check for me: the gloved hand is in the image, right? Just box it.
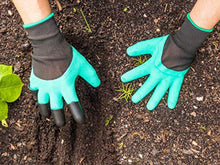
[121,13,213,110]
[24,13,100,127]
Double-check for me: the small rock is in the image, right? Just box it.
[196,96,204,101]
[143,14,147,18]
[156,28,160,32]
[182,149,193,155]
[113,97,119,102]
[27,157,32,162]
[13,154,17,160]
[138,153,143,159]
[17,142,22,147]
[193,105,198,109]
[21,41,30,50]
[2,152,8,156]
[14,62,21,72]
[151,147,159,156]
[190,112,196,117]
[23,155,27,160]
[128,159,132,163]
[61,139,64,144]
[0,27,6,34]
[192,141,198,146]
[8,10,13,16]
[154,19,159,24]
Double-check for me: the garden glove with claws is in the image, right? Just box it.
[121,13,213,110]
[24,13,100,127]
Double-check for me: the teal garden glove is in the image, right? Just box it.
[121,13,213,110]
[24,13,100,127]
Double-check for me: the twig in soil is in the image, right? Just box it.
[54,0,62,11]
[116,83,134,102]
[80,8,92,33]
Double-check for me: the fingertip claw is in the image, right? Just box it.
[69,102,84,124]
[51,109,66,127]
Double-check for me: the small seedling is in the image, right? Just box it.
[105,115,113,126]
[80,8,92,33]
[0,64,23,127]
[133,56,148,66]
[201,126,206,130]
[212,41,218,49]
[116,83,134,102]
[123,8,128,12]
[118,142,124,149]
[123,28,126,33]
[73,8,77,13]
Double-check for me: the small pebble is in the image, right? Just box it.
[192,141,198,146]
[138,153,143,159]
[143,14,147,18]
[154,19,159,24]
[193,105,198,109]
[8,10,13,16]
[21,41,30,50]
[113,97,119,102]
[190,112,196,117]
[14,62,21,72]
[0,27,6,33]
[196,96,204,102]
[2,152,8,156]
[13,154,17,160]
[182,149,193,155]
[156,28,160,32]
[128,159,132,163]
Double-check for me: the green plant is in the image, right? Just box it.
[73,8,77,13]
[80,8,92,33]
[116,83,134,102]
[133,56,148,66]
[123,7,128,12]
[0,64,23,127]
[105,115,113,126]
[118,142,124,149]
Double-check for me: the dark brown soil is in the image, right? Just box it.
[0,0,219,164]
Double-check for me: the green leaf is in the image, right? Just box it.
[0,101,8,121]
[0,74,23,102]
[0,64,12,79]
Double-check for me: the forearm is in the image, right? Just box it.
[12,0,51,24]
[190,0,220,29]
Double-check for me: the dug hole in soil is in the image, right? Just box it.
[0,0,219,164]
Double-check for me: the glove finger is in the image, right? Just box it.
[31,89,51,118]
[146,80,170,110]
[68,102,84,124]
[127,37,162,56]
[167,77,184,109]
[79,60,101,87]
[51,109,66,127]
[132,75,160,103]
[62,88,84,123]
[35,90,51,117]
[39,103,51,118]
[121,59,152,83]
[49,92,63,110]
